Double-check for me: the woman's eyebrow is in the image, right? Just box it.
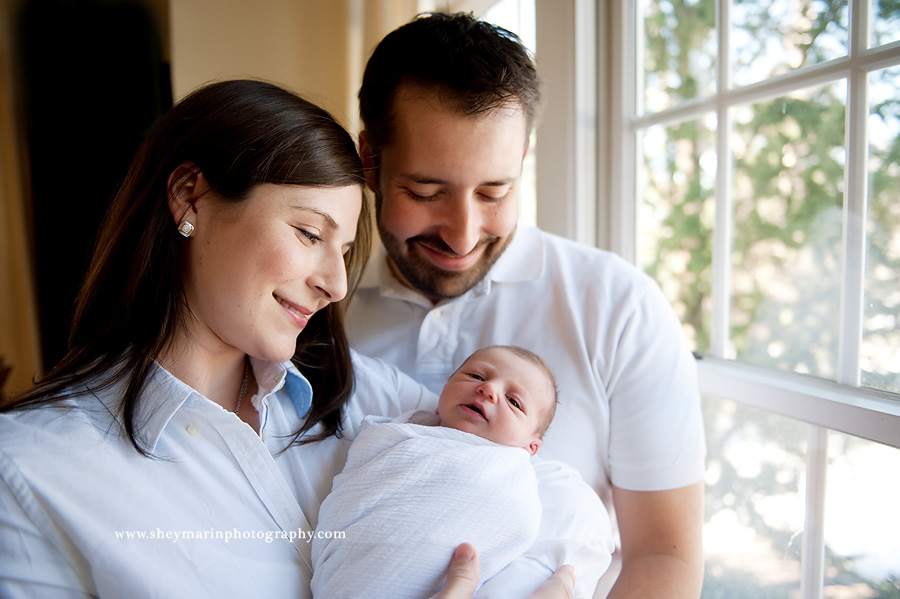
[292,206,338,230]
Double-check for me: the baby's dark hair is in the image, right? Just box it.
[460,344,559,437]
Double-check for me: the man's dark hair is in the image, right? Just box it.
[359,11,541,154]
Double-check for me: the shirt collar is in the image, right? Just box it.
[131,359,312,451]
[358,223,545,303]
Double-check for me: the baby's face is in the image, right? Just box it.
[436,347,554,455]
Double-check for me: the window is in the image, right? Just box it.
[613,1,900,596]
[483,0,539,226]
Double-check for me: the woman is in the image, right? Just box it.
[0,79,571,599]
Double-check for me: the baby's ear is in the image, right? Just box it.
[526,438,542,456]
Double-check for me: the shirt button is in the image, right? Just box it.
[186,424,200,436]
[261,430,268,441]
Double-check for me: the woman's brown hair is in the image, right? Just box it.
[3,79,371,454]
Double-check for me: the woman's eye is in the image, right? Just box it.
[296,227,322,244]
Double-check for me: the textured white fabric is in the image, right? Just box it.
[0,351,432,599]
[311,411,613,599]
[345,224,707,496]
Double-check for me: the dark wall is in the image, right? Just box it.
[18,0,172,371]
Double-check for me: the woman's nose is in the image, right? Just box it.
[309,251,348,303]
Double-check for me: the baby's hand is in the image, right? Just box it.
[433,544,575,599]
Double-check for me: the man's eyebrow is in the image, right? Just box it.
[400,173,515,187]
[292,206,338,229]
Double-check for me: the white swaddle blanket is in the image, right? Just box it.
[312,411,614,599]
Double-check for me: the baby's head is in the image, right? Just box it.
[436,345,558,456]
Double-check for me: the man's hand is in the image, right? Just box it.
[434,544,575,599]
[527,565,575,599]
[433,544,480,599]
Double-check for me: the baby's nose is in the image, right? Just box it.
[477,385,498,402]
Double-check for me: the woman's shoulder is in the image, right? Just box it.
[0,380,126,461]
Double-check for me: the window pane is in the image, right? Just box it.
[864,66,900,395]
[641,0,717,114]
[730,82,847,376]
[871,0,900,47]
[639,116,716,352]
[732,0,849,88]
[702,395,805,597]
[823,431,900,595]
[483,0,537,226]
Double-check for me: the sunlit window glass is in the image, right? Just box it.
[639,117,717,352]
[823,432,900,594]
[864,66,900,394]
[702,396,805,596]
[640,0,717,114]
[871,0,900,47]
[731,0,849,88]
[731,82,847,376]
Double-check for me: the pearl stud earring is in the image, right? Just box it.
[177,220,195,237]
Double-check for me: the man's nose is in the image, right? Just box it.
[440,196,482,256]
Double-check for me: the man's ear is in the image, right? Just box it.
[358,131,378,193]
[526,437,542,456]
[166,162,210,224]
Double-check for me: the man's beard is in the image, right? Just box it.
[375,194,515,302]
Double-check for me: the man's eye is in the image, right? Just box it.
[406,188,439,202]
[479,192,509,203]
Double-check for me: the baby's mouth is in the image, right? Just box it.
[463,403,486,420]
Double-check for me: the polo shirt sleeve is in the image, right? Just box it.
[604,279,707,492]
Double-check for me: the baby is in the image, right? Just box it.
[311,346,613,599]
[436,344,558,456]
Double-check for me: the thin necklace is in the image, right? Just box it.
[233,358,249,414]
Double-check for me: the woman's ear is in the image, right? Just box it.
[358,131,378,193]
[166,162,210,224]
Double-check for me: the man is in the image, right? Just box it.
[346,12,706,598]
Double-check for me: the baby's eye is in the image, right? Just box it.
[507,397,522,410]
[467,373,484,381]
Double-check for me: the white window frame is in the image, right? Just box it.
[534,1,900,596]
